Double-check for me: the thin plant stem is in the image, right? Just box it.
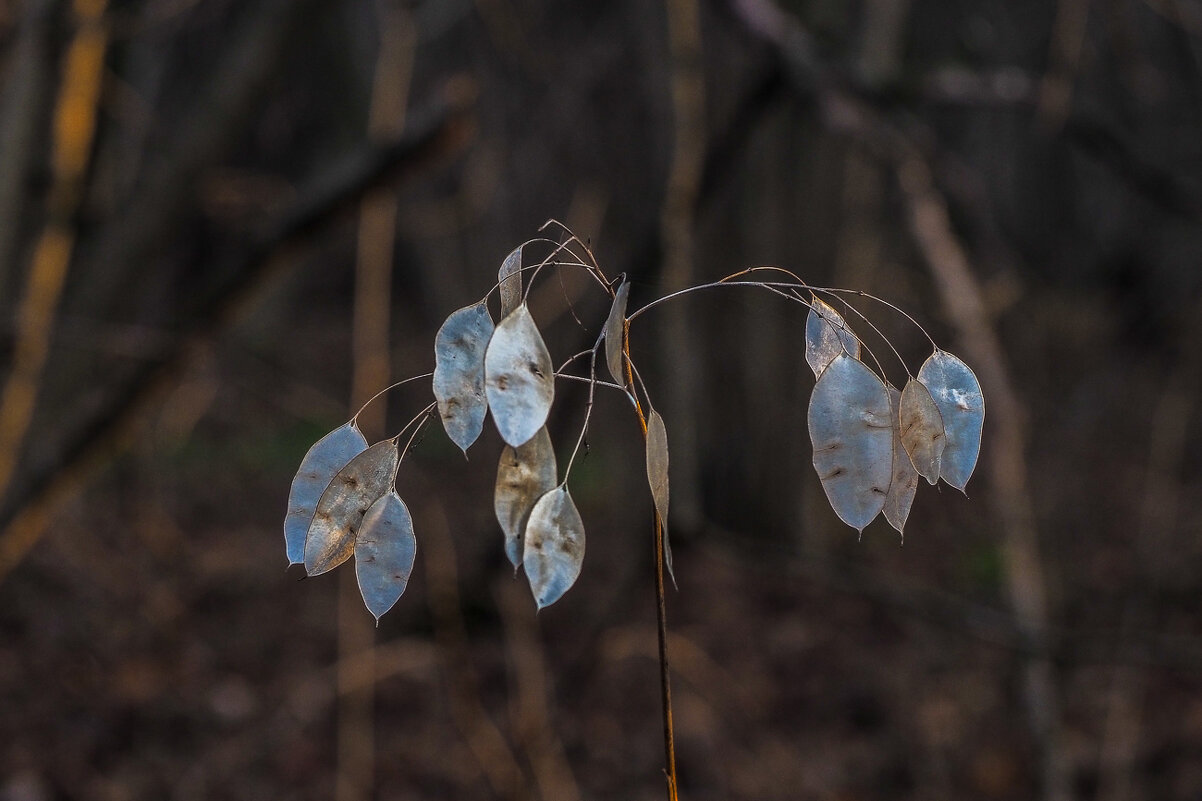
[554,372,626,395]
[389,400,438,450]
[539,218,610,284]
[482,237,602,308]
[623,323,679,801]
[561,330,606,483]
[350,372,434,425]
[808,286,939,350]
[397,404,436,464]
[519,235,611,304]
[556,349,596,374]
[627,271,935,351]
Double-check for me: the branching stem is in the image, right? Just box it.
[350,372,434,425]
[561,329,606,483]
[390,400,437,451]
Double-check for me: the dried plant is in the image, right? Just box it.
[282,221,984,798]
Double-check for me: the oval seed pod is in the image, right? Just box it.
[899,377,946,485]
[808,354,893,532]
[495,426,558,569]
[433,300,495,454]
[523,486,585,610]
[284,421,368,565]
[805,295,860,378]
[883,386,918,537]
[304,440,400,576]
[355,490,417,621]
[484,304,555,448]
[917,350,984,492]
[499,246,523,318]
[603,280,631,387]
[645,409,674,584]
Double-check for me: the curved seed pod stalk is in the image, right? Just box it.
[917,349,984,492]
[433,300,495,454]
[284,421,368,565]
[523,485,586,610]
[485,303,555,448]
[304,440,400,576]
[495,425,558,569]
[808,354,894,532]
[355,490,417,621]
[883,386,919,536]
[805,295,860,378]
[898,377,946,485]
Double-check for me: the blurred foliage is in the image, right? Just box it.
[1,0,1201,799]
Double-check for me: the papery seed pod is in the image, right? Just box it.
[899,377,946,485]
[485,304,555,448]
[883,386,918,536]
[805,296,860,378]
[495,426,558,569]
[523,486,585,610]
[808,354,893,532]
[284,421,368,565]
[355,491,417,621]
[499,246,523,318]
[604,280,631,387]
[917,350,984,493]
[645,409,674,584]
[304,440,399,576]
[433,300,494,454]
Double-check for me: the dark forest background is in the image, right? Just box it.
[2,0,1202,799]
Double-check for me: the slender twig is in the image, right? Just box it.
[553,372,627,395]
[519,235,611,304]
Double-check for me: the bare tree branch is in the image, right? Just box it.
[0,85,476,584]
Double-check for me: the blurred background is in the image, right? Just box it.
[2,0,1202,799]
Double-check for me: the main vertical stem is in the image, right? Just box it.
[628,323,680,801]
[652,510,680,801]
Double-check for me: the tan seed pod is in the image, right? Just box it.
[304,440,399,576]
[494,426,558,569]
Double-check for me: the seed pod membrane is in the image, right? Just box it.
[883,386,918,536]
[433,300,495,454]
[285,421,368,565]
[645,409,674,584]
[917,350,984,492]
[899,377,946,485]
[495,426,558,569]
[499,246,523,318]
[523,486,585,610]
[485,304,555,448]
[808,354,893,532]
[355,491,417,621]
[604,280,631,387]
[304,440,399,576]
[805,296,860,378]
